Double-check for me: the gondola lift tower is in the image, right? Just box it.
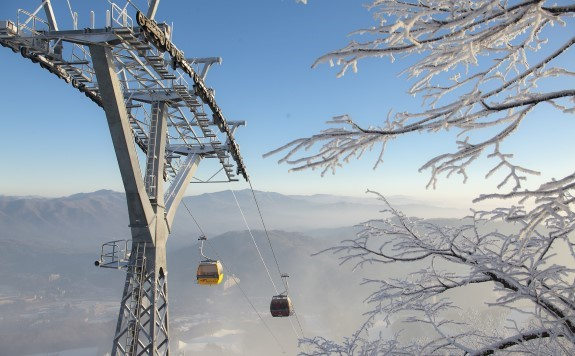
[0,1,249,354]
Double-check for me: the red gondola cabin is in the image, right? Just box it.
[270,295,293,317]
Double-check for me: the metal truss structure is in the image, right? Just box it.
[1,1,249,354]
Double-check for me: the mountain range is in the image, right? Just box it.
[0,189,467,355]
[0,189,465,251]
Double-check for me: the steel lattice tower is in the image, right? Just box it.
[0,1,248,354]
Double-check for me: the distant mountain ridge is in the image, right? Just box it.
[0,189,464,251]
[0,189,128,251]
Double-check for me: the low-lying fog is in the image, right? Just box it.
[0,190,479,355]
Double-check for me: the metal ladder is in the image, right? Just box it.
[145,105,159,198]
[125,242,147,354]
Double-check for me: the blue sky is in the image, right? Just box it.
[0,0,573,208]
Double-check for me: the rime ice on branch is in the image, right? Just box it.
[273,1,575,354]
[267,0,574,194]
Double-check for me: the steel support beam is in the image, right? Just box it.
[147,0,161,21]
[91,44,172,355]
[165,153,200,228]
[42,0,59,31]
[90,44,154,244]
[90,43,203,356]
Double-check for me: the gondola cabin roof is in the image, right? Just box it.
[197,260,224,285]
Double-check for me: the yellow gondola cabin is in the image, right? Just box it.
[197,260,224,285]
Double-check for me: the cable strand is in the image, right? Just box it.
[246,181,307,340]
[205,239,286,353]
[248,180,287,291]
[181,199,286,353]
[230,188,280,294]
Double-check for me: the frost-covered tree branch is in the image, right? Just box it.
[281,1,574,354]
[301,191,575,354]
[267,0,574,194]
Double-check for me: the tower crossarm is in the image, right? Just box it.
[0,5,248,184]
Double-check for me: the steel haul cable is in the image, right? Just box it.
[243,179,307,340]
[184,183,307,342]
[181,199,286,353]
[204,239,286,353]
[229,186,307,340]
[229,188,280,295]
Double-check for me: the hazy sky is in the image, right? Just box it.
[0,0,573,208]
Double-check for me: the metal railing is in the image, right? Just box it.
[95,239,132,269]
[109,3,133,28]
